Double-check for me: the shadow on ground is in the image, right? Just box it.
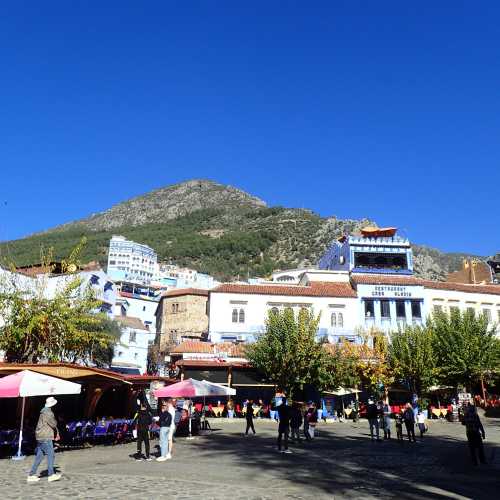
[190,422,499,500]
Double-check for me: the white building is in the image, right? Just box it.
[113,281,161,333]
[153,263,219,290]
[208,227,500,344]
[107,235,157,284]
[209,271,359,344]
[111,316,156,374]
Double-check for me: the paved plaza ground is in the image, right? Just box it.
[1,415,499,500]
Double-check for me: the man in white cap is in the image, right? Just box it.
[27,396,62,483]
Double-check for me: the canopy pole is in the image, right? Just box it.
[187,401,194,440]
[12,397,26,460]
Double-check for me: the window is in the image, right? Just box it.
[482,309,492,322]
[434,304,443,314]
[338,312,343,328]
[239,308,245,323]
[449,306,460,315]
[380,300,390,319]
[134,352,138,359]
[171,303,179,313]
[270,307,279,315]
[364,300,375,318]
[331,313,337,327]
[411,301,421,319]
[143,305,146,311]
[129,331,137,343]
[395,300,406,319]
[467,307,475,315]
[232,308,238,323]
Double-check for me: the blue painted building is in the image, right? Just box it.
[319,227,425,335]
[318,226,413,276]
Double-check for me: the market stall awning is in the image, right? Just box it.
[0,363,131,385]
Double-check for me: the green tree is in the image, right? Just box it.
[389,324,437,396]
[0,240,120,365]
[429,309,500,391]
[246,307,331,398]
[323,342,361,390]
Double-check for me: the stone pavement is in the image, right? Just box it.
[1,416,499,500]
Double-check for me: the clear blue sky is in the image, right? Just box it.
[1,2,498,255]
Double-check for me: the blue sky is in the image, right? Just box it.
[0,2,498,255]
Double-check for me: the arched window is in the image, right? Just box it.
[338,312,344,328]
[232,308,238,323]
[270,307,279,315]
[331,312,337,327]
[239,308,245,323]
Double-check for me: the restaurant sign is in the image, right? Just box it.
[370,285,414,298]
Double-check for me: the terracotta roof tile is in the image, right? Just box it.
[170,341,213,354]
[351,275,423,286]
[175,359,250,368]
[170,341,247,357]
[351,274,500,296]
[421,280,500,296]
[211,281,357,298]
[161,288,209,298]
[115,316,148,330]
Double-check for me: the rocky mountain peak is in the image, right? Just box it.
[51,179,267,233]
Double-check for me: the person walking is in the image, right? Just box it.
[303,406,312,442]
[395,411,404,442]
[462,403,486,465]
[382,402,392,440]
[416,411,427,440]
[27,397,62,483]
[277,398,292,453]
[366,399,380,442]
[156,400,173,461]
[352,400,359,422]
[245,400,256,435]
[308,405,318,438]
[168,398,180,457]
[135,402,153,461]
[403,403,416,442]
[290,403,303,443]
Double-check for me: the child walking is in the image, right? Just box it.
[395,412,404,442]
[417,411,427,440]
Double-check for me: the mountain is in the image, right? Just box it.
[0,180,484,281]
[45,179,267,233]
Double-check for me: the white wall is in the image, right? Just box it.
[209,291,359,343]
[424,287,500,329]
[120,296,158,333]
[112,325,155,374]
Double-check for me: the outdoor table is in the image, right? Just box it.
[212,406,224,417]
[432,408,448,418]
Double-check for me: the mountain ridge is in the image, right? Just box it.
[0,180,486,281]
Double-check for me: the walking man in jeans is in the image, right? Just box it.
[463,403,486,465]
[27,397,61,483]
[135,402,153,461]
[156,400,173,461]
[366,399,380,442]
[245,400,256,435]
[277,398,292,453]
[403,403,416,443]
